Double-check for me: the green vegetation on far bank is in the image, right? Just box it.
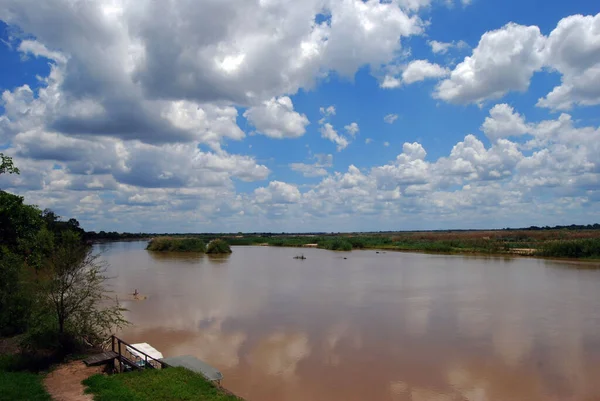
[83,367,240,401]
[537,238,600,258]
[146,237,232,254]
[206,239,232,254]
[146,237,206,252]
[220,230,600,259]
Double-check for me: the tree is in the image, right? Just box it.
[44,231,127,348]
[0,153,19,176]
[0,191,46,335]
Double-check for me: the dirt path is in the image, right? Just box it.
[44,360,105,401]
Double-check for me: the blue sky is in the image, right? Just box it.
[1,0,599,232]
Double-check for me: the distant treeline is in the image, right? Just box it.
[84,223,600,241]
[519,224,600,231]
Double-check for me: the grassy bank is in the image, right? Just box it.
[83,367,240,401]
[221,230,600,258]
[0,355,51,401]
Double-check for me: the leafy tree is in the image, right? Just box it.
[0,191,44,255]
[0,153,20,176]
[43,231,127,348]
[0,250,31,336]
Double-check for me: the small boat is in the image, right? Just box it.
[127,342,164,368]
[293,254,307,260]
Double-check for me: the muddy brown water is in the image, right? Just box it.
[99,241,600,401]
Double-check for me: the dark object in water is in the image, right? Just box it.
[343,257,347,260]
[376,251,380,254]
[293,254,306,260]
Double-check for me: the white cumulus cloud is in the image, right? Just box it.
[435,23,546,104]
[243,96,309,139]
[320,123,350,151]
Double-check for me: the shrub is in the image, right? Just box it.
[206,239,232,254]
[537,238,600,258]
[319,239,353,251]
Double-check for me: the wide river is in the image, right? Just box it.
[100,241,600,401]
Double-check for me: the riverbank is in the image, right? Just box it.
[223,230,600,259]
[0,346,243,401]
[83,367,242,401]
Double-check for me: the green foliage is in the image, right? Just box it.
[83,367,239,401]
[0,153,20,176]
[206,239,232,254]
[0,191,44,258]
[146,237,207,252]
[537,238,600,258]
[0,250,32,336]
[42,231,128,349]
[319,238,353,251]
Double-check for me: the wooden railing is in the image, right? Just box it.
[111,335,168,372]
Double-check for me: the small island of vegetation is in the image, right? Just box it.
[146,237,207,252]
[146,237,232,254]
[206,239,232,254]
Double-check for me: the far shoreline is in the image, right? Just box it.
[88,228,600,262]
[232,243,600,264]
[93,239,600,264]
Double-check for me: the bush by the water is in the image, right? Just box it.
[146,237,206,252]
[537,238,600,258]
[319,238,353,251]
[206,239,232,254]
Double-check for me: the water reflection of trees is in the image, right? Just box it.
[146,251,204,264]
[206,254,231,265]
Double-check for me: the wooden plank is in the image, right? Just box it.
[83,351,118,366]
[161,355,223,382]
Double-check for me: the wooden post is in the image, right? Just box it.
[118,339,122,373]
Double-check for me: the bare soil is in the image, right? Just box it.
[44,360,105,401]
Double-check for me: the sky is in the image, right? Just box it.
[0,0,599,233]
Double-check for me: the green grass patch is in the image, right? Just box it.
[0,371,51,401]
[83,367,239,401]
[0,355,51,401]
[147,237,206,253]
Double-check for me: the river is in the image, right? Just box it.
[99,241,600,401]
